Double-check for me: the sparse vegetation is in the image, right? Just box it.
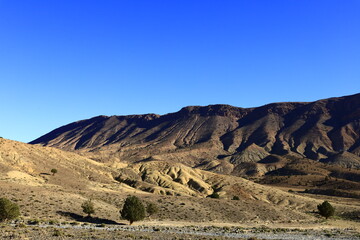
[48,219,57,225]
[146,202,159,218]
[28,219,40,225]
[81,199,95,217]
[339,210,360,221]
[53,229,62,237]
[51,168,58,176]
[120,196,146,225]
[0,197,20,222]
[208,192,220,199]
[317,201,335,219]
[232,196,240,200]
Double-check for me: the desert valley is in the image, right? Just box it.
[0,93,360,239]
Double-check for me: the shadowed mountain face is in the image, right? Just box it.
[30,93,360,175]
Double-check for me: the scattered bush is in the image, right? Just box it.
[16,223,26,228]
[146,202,159,217]
[81,199,95,217]
[0,198,20,222]
[232,196,240,200]
[208,192,220,199]
[48,219,57,225]
[317,201,335,219]
[120,196,145,225]
[51,168,58,176]
[28,219,40,225]
[53,229,62,237]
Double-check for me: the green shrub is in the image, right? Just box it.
[53,229,62,237]
[51,168,58,176]
[48,219,57,225]
[120,196,145,225]
[146,202,159,217]
[317,201,335,219]
[81,199,95,217]
[232,196,240,200]
[0,198,20,222]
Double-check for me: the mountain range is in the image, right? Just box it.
[30,93,360,177]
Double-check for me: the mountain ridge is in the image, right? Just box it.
[30,93,360,176]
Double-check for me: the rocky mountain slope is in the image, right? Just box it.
[30,93,360,177]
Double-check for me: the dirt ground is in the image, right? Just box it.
[1,220,360,240]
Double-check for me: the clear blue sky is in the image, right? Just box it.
[1,0,359,143]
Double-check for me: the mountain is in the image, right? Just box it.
[30,93,360,175]
[3,94,360,225]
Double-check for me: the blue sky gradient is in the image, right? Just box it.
[1,0,359,142]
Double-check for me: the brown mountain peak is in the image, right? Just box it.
[30,93,360,171]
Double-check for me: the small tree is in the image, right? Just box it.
[0,198,20,222]
[317,201,335,219]
[81,199,95,217]
[146,202,159,218]
[120,196,145,225]
[51,168,58,176]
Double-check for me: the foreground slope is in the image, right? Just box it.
[3,137,359,224]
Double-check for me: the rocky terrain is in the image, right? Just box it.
[2,222,360,239]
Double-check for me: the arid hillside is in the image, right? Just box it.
[30,93,360,177]
[2,137,348,224]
